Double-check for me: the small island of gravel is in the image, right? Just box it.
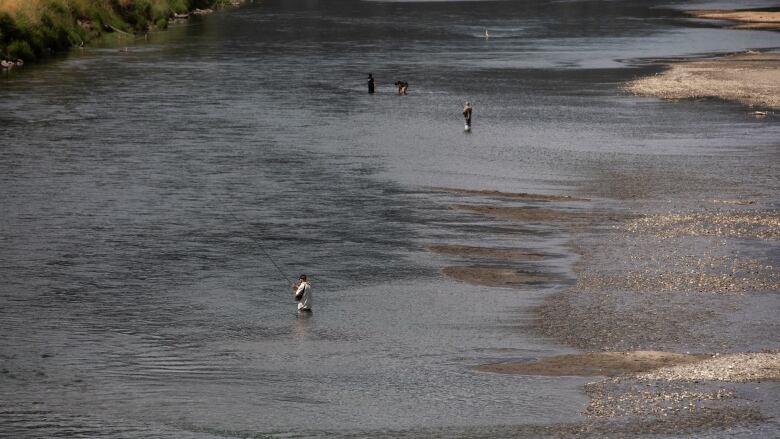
[626,51,780,110]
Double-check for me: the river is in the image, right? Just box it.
[1,0,779,437]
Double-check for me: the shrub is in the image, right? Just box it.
[7,40,35,60]
[1,0,227,62]
[0,12,21,43]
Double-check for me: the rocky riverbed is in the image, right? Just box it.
[437,184,779,437]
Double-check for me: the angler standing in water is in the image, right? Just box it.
[368,73,375,94]
[293,274,312,314]
[394,80,408,95]
[463,101,473,131]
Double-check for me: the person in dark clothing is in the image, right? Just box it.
[394,81,408,95]
[368,73,375,94]
[463,101,472,130]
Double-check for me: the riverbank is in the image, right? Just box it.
[596,24,780,435]
[562,202,778,428]
[625,51,780,110]
[0,0,242,65]
[446,190,780,435]
[536,199,779,429]
[431,185,780,436]
[690,9,780,30]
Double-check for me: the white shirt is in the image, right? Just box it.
[295,281,312,310]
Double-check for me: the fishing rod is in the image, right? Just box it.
[224,209,293,287]
[224,205,354,294]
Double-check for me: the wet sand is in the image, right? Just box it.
[433,188,589,202]
[362,407,765,438]
[442,266,550,288]
[430,191,576,288]
[476,351,708,377]
[690,9,780,30]
[452,204,582,222]
[426,244,547,261]
[625,51,780,109]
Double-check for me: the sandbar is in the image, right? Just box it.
[625,51,780,109]
[476,351,708,377]
[432,188,588,202]
[442,266,549,288]
[690,9,780,30]
[452,204,580,222]
[426,244,547,261]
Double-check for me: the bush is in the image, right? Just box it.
[40,13,72,52]
[0,12,20,43]
[1,0,227,62]
[189,0,217,9]
[169,0,188,13]
[7,40,35,60]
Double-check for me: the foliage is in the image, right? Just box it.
[6,39,33,59]
[0,0,221,61]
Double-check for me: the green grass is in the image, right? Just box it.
[0,0,222,61]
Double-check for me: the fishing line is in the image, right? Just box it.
[223,203,355,294]
[224,208,293,286]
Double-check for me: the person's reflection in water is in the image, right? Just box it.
[291,274,312,339]
[293,310,313,340]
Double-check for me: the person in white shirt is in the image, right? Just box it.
[463,101,473,130]
[293,274,312,313]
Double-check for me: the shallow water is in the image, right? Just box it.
[1,0,779,437]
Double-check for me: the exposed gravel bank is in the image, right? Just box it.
[638,352,780,383]
[476,351,708,377]
[536,204,780,352]
[690,10,780,30]
[625,52,780,110]
[532,199,779,436]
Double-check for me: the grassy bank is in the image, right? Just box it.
[0,0,231,62]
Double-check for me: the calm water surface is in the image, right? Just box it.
[1,0,779,437]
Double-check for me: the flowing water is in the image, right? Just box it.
[1,0,779,437]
